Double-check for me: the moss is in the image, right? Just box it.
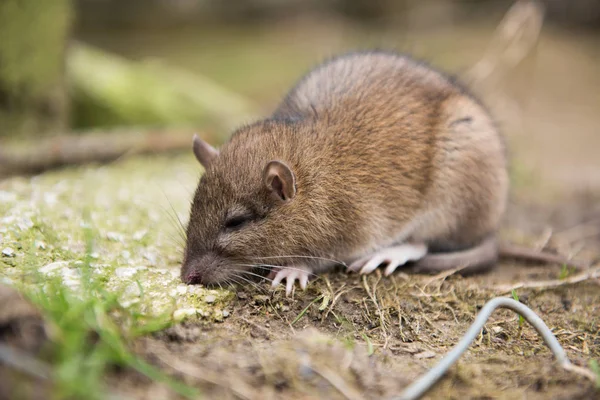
[0,153,231,320]
[0,0,72,137]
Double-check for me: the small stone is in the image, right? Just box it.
[0,191,17,203]
[1,277,14,285]
[204,295,216,304]
[491,326,503,334]
[176,285,188,295]
[143,251,158,266]
[115,267,138,278]
[414,351,436,359]
[133,230,147,241]
[44,192,59,206]
[39,261,70,274]
[106,232,124,242]
[119,298,140,308]
[2,247,15,257]
[17,218,34,231]
[124,282,142,297]
[222,310,230,318]
[189,286,206,296]
[34,240,46,250]
[173,308,198,322]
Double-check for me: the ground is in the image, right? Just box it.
[1,151,599,400]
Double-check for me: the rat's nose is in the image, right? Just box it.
[181,254,219,285]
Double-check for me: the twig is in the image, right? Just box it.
[239,317,272,338]
[498,242,590,270]
[0,128,212,177]
[465,0,545,86]
[311,364,365,400]
[0,343,51,381]
[422,266,468,289]
[0,343,126,400]
[493,266,600,293]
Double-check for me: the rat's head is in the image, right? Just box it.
[181,126,315,286]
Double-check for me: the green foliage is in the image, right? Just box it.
[511,290,525,328]
[590,359,600,389]
[21,222,199,399]
[0,0,71,136]
[559,264,575,280]
[292,294,324,325]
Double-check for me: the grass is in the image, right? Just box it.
[511,290,525,328]
[292,294,324,325]
[19,216,199,399]
[591,359,600,389]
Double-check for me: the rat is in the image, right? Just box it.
[180,50,582,295]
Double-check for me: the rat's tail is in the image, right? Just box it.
[410,235,499,274]
[410,234,590,275]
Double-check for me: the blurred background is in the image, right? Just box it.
[0,0,599,192]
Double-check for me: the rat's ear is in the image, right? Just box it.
[192,134,219,168]
[263,160,296,202]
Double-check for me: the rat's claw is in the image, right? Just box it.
[285,270,298,295]
[271,269,286,287]
[348,256,369,272]
[348,243,428,276]
[299,272,309,290]
[267,267,281,281]
[359,256,385,274]
[270,267,311,296]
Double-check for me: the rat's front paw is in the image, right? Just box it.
[348,243,427,276]
[267,266,311,296]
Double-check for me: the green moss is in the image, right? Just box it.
[0,153,232,321]
[0,0,72,136]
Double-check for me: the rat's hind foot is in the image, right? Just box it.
[348,243,427,276]
[267,266,311,296]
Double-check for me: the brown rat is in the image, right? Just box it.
[180,50,510,294]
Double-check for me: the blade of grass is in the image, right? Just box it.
[292,295,324,325]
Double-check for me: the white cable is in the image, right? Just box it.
[393,297,576,400]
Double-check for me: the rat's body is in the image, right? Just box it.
[182,51,508,293]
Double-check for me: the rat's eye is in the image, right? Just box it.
[224,214,251,230]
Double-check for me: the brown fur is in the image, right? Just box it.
[181,51,508,285]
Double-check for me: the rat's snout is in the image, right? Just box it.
[181,253,221,285]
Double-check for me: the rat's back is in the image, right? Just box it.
[274,50,508,255]
[274,51,458,124]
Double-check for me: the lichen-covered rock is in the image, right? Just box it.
[0,154,236,324]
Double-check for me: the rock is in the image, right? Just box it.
[204,294,216,304]
[114,267,138,278]
[106,231,124,242]
[133,230,147,241]
[39,261,69,274]
[176,285,188,295]
[173,308,198,322]
[1,248,15,257]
